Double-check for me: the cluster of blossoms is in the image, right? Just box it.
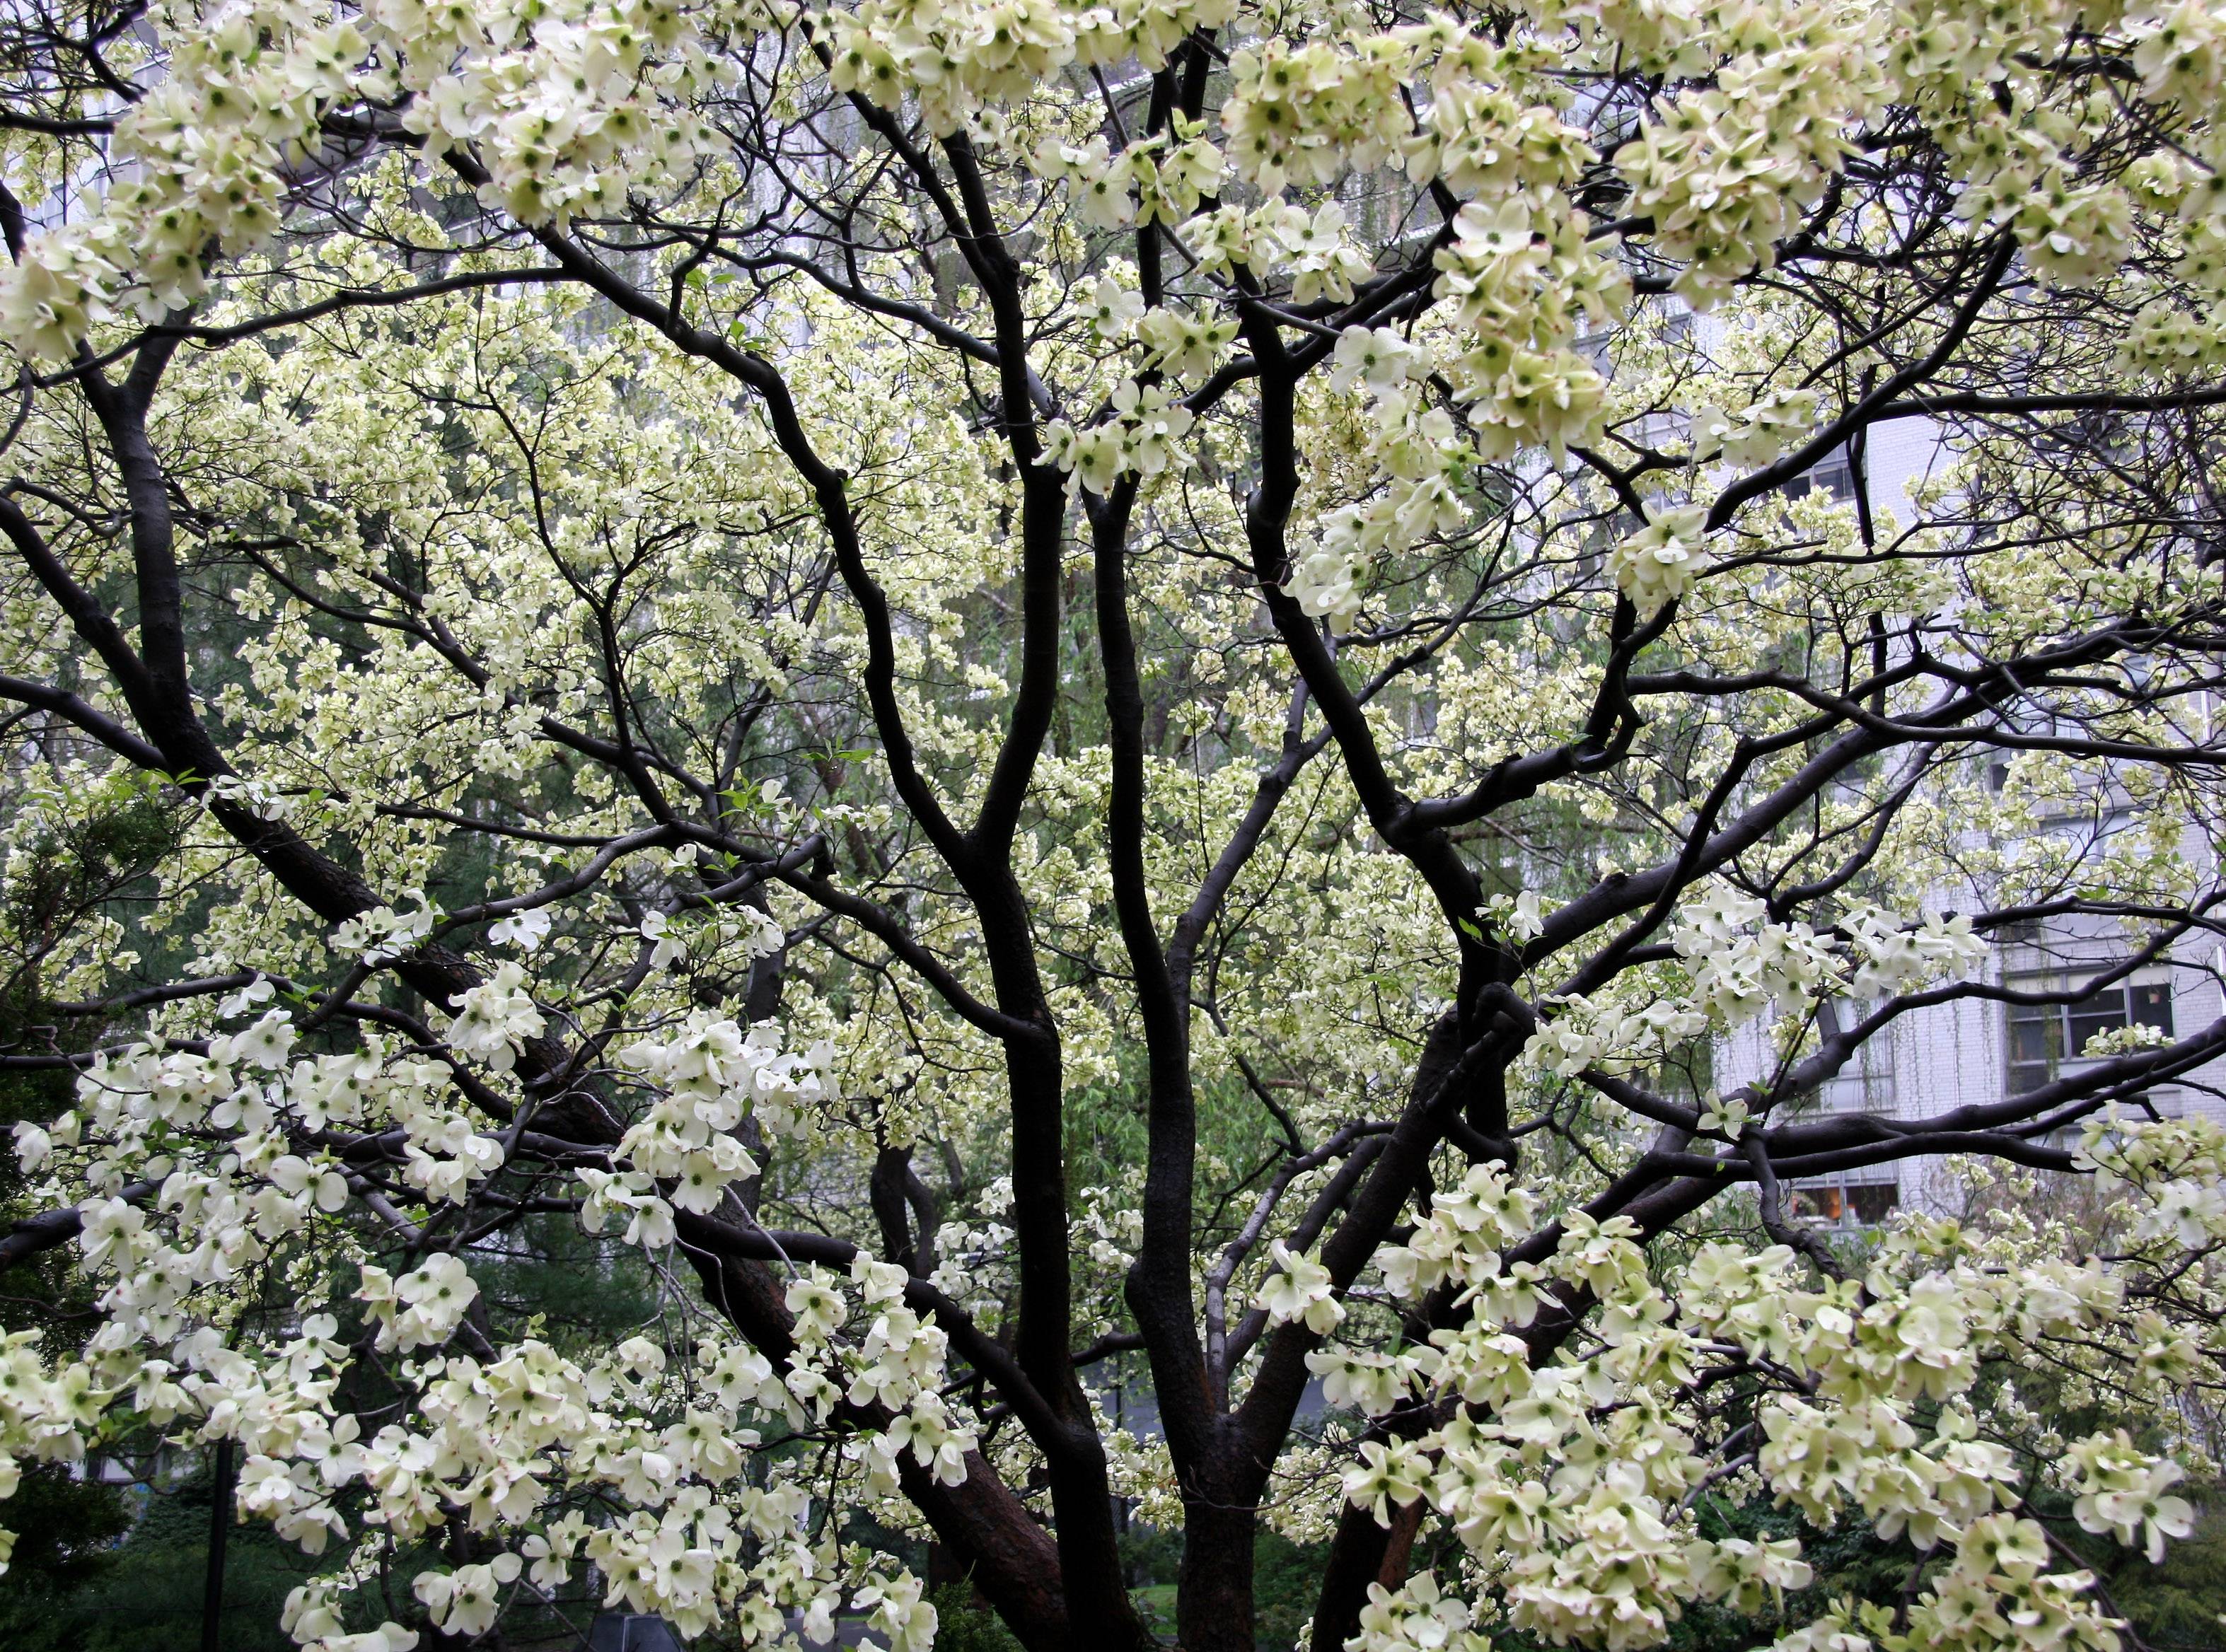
[1175,197,1376,304]
[1524,987,1713,1081]
[792,1255,981,1494]
[357,1256,480,1353]
[2114,296,2226,379]
[1616,0,1886,302]
[330,901,439,965]
[1432,188,1625,458]
[1688,388,1824,470]
[0,1332,112,1576]
[1860,1512,2123,1652]
[1,0,723,356]
[0,987,975,1647]
[1030,11,1621,506]
[1044,378,1196,494]
[1353,1569,1491,1652]
[1526,885,1989,1080]
[1032,117,1224,230]
[610,1013,837,1218]
[828,0,1238,135]
[1610,506,1715,617]
[2079,1112,2226,1255]
[583,1013,837,1248]
[1289,1165,2176,1652]
[1132,302,1240,382]
[257,1317,947,1644]
[441,961,548,1074]
[365,0,726,226]
[1284,324,1461,622]
[5,0,2222,609]
[0,0,366,353]
[1257,1239,1348,1334]
[1672,888,1988,1025]
[2065,1429,2196,1562]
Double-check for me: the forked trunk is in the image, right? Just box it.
[1177,1499,1259,1652]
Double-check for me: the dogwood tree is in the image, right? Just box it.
[2,0,2226,1648]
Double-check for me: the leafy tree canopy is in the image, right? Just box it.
[1,0,2225,1650]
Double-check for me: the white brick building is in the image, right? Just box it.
[1717,848,2226,1225]
[1707,406,2225,1223]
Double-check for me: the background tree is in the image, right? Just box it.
[1,1,2225,1651]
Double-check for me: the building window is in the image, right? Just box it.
[1780,455,1854,502]
[2006,978,2173,1094]
[1789,1174,1899,1227]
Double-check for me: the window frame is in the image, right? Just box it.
[1787,1171,1900,1228]
[2005,971,2174,1096]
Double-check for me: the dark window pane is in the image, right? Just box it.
[1782,460,1851,500]
[2008,1061,2052,1095]
[2067,989,2128,1054]
[2068,988,2126,1021]
[1789,1185,1844,1223]
[1848,1182,1899,1224]
[2132,982,2174,1035]
[2009,1008,2059,1065]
